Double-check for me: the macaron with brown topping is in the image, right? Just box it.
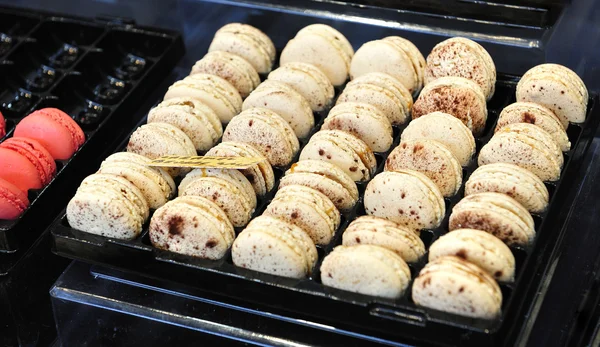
[268,62,334,111]
[190,51,260,98]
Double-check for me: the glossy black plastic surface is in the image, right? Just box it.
[0,6,185,254]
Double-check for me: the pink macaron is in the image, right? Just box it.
[0,111,5,138]
[0,177,29,220]
[0,147,43,191]
[0,137,57,186]
[14,108,85,160]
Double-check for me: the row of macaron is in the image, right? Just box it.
[0,108,85,220]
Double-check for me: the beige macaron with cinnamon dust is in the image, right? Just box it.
[265,184,340,246]
[425,37,496,101]
[300,129,377,182]
[497,102,570,151]
[280,24,353,86]
[232,215,318,278]
[280,160,359,211]
[429,229,515,282]
[322,102,393,152]
[351,37,425,96]
[413,76,488,135]
[337,72,412,126]
[222,108,300,167]
[148,97,223,152]
[412,255,502,319]
[164,74,242,124]
[321,245,411,299]
[386,139,463,197]
[179,168,257,227]
[243,80,314,138]
[208,23,275,74]
[479,123,563,181]
[517,63,588,124]
[449,192,535,246]
[401,111,475,166]
[465,163,549,214]
[149,196,235,260]
[191,51,260,98]
[343,216,425,263]
[364,170,446,231]
[205,141,275,196]
[268,62,334,111]
[126,122,196,177]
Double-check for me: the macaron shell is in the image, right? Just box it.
[297,24,354,60]
[382,36,426,93]
[216,23,275,61]
[40,108,85,149]
[0,147,43,191]
[180,168,257,210]
[401,111,475,166]
[243,80,314,138]
[429,229,516,282]
[364,171,445,230]
[209,31,272,74]
[1,137,56,186]
[0,111,5,138]
[498,123,563,167]
[0,177,29,220]
[522,64,588,104]
[268,62,334,111]
[280,172,356,211]
[412,256,502,319]
[385,139,463,197]
[348,72,413,111]
[191,51,259,98]
[321,245,411,299]
[338,80,409,126]
[287,160,359,201]
[496,102,570,151]
[350,40,418,95]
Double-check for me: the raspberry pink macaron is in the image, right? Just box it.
[0,111,5,138]
[14,108,85,160]
[0,177,29,220]
[1,137,57,186]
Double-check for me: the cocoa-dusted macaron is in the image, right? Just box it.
[496,102,570,151]
[299,129,376,182]
[413,76,488,135]
[425,37,496,101]
[385,139,463,197]
[222,107,300,167]
[337,72,413,126]
[280,24,353,86]
[268,62,334,112]
[190,51,260,98]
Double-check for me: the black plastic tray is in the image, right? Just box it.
[0,6,185,255]
[51,47,600,347]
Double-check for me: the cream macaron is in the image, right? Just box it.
[148,97,223,152]
[66,173,149,240]
[517,63,588,124]
[126,122,196,177]
[413,76,488,135]
[337,72,413,126]
[232,215,318,278]
[412,255,502,319]
[265,184,340,246]
[149,196,235,260]
[205,141,275,196]
[449,192,535,246]
[364,170,445,231]
[280,24,353,86]
[321,244,411,299]
[322,102,393,152]
[479,123,563,181]
[350,37,425,96]
[208,23,275,74]
[465,163,549,214]
[268,62,334,112]
[425,37,496,101]
[401,111,475,166]
[385,139,463,197]
[164,73,243,124]
[299,129,377,182]
[243,80,314,138]
[190,51,260,98]
[429,229,515,282]
[179,168,256,227]
[222,107,300,167]
[497,102,570,151]
[343,216,425,263]
[280,160,359,211]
